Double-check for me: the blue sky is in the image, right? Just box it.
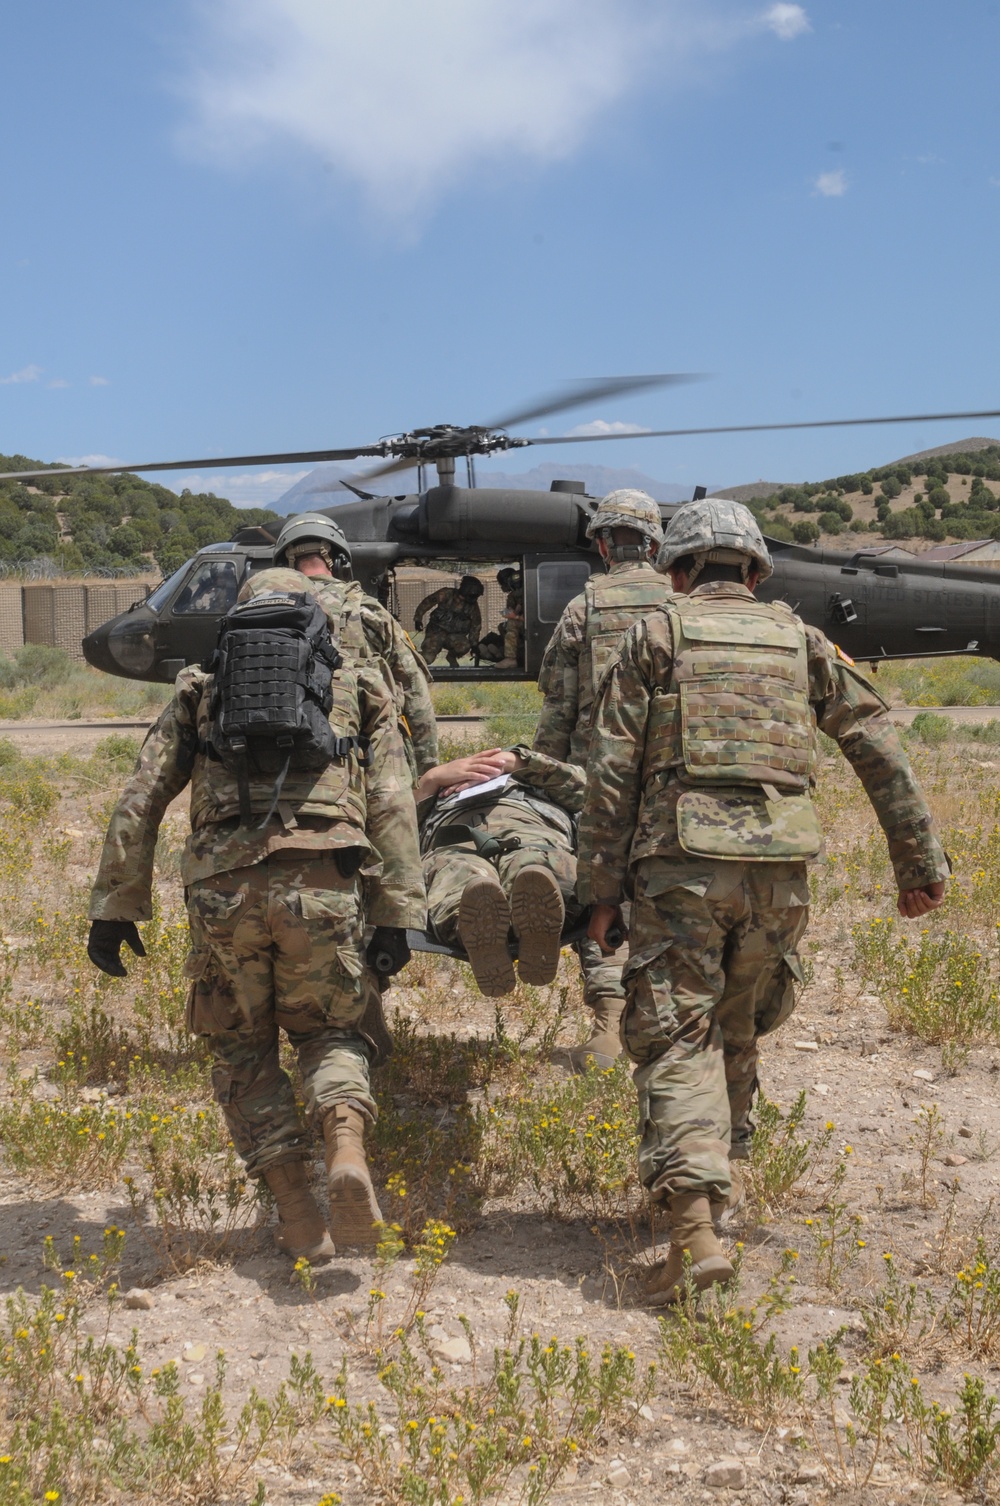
[2,1,999,505]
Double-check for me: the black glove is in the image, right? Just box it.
[366,926,411,979]
[87,920,147,978]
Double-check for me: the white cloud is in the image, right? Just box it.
[568,419,649,437]
[762,4,810,40]
[164,468,310,505]
[814,168,848,197]
[179,1,810,220]
[55,454,125,469]
[88,375,111,387]
[47,378,71,390]
[0,364,42,385]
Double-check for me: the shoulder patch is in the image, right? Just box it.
[834,643,855,667]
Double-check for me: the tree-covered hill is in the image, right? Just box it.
[0,454,278,576]
[731,443,1000,549]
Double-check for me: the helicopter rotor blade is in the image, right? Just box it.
[0,444,387,484]
[342,451,421,488]
[526,406,1000,447]
[485,372,702,432]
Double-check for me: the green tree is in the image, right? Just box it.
[792,520,819,544]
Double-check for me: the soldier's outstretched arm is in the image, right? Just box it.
[360,601,440,776]
[533,597,585,762]
[358,665,428,931]
[577,622,652,907]
[387,621,439,775]
[413,589,444,630]
[809,630,949,911]
[508,744,587,814]
[88,670,201,923]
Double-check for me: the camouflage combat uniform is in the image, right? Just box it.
[415,587,482,668]
[578,581,949,1204]
[502,580,525,664]
[419,747,584,947]
[88,651,426,1180]
[242,567,438,777]
[535,560,674,1011]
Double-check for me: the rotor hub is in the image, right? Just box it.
[375,425,530,462]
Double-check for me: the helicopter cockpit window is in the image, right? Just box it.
[536,561,593,623]
[172,560,240,615]
[146,562,194,613]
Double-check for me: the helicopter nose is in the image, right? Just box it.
[83,610,157,677]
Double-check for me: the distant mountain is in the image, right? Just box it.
[709,481,792,502]
[272,459,716,513]
[893,435,1000,464]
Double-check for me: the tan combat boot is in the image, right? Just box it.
[567,998,625,1072]
[510,865,565,987]
[323,1103,383,1248]
[458,874,516,996]
[643,1193,735,1308]
[263,1161,335,1263]
[710,1164,746,1233]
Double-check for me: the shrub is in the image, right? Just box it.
[908,710,952,745]
[0,644,73,690]
[792,520,819,544]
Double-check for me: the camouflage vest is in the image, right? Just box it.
[643,593,822,861]
[188,663,368,833]
[582,564,672,709]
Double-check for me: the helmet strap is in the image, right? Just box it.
[601,529,654,564]
[285,541,335,570]
[687,550,753,587]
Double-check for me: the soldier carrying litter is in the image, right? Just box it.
[261,512,439,778]
[579,498,948,1306]
[534,489,673,1070]
[414,574,484,668]
[86,584,426,1263]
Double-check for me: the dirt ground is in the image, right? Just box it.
[1,728,999,1505]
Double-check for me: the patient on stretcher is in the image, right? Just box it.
[415,746,584,997]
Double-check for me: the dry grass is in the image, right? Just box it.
[0,731,1000,1500]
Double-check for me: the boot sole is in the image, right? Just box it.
[644,1255,735,1308]
[510,867,565,986]
[328,1170,383,1249]
[458,878,516,996]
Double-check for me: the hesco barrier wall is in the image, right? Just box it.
[392,568,506,642]
[3,580,154,662]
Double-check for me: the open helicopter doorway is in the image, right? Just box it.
[381,554,597,681]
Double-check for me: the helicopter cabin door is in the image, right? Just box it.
[523,553,599,679]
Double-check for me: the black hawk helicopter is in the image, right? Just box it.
[7,374,1000,682]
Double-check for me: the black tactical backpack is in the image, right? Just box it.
[206,591,363,828]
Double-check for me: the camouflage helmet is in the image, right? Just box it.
[273,511,352,568]
[656,498,773,583]
[497,565,522,590]
[458,574,484,597]
[585,488,664,546]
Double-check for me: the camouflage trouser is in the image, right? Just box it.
[573,936,626,1011]
[502,621,525,663]
[184,853,377,1178]
[424,803,580,947]
[624,855,809,1203]
[420,629,474,666]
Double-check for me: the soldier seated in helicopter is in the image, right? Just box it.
[413,574,484,668]
[414,744,584,997]
[476,565,525,669]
